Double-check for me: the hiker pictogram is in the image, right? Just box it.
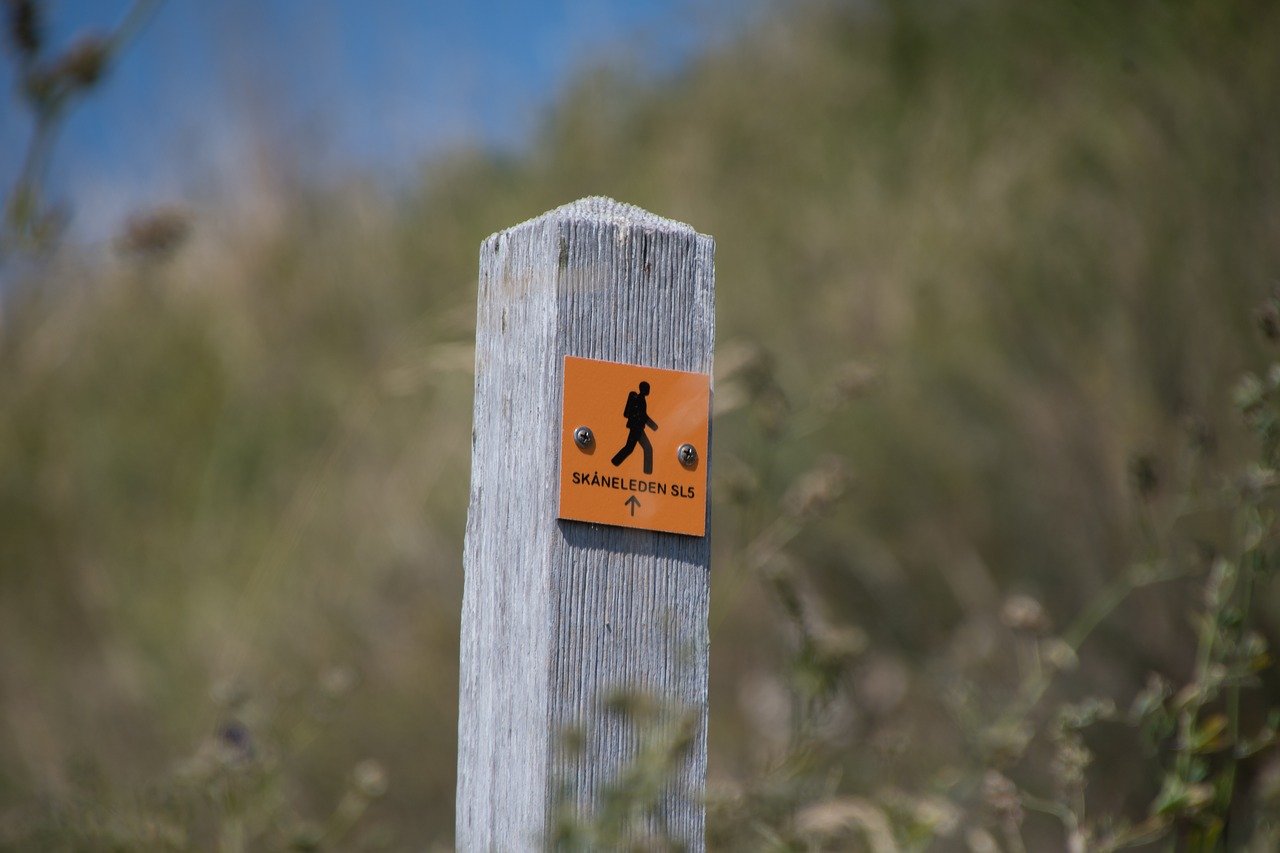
[611,381,659,474]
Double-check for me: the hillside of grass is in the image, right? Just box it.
[3,0,1280,847]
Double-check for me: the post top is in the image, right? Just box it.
[487,196,706,243]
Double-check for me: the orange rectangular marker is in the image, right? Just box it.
[558,355,710,536]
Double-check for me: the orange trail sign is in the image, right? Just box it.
[559,355,710,536]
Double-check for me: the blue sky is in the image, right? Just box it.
[1,0,745,241]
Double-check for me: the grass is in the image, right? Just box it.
[3,0,1280,848]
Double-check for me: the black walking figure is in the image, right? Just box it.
[611,381,658,474]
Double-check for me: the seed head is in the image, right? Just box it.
[1000,593,1050,634]
[981,770,1023,824]
[1129,453,1159,499]
[1257,293,1280,342]
[5,0,40,58]
[353,759,388,799]
[117,206,190,257]
[1042,638,1079,672]
[782,455,849,517]
[54,33,108,88]
[215,719,255,763]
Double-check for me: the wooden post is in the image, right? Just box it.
[456,197,714,850]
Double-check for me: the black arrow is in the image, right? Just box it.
[624,495,641,516]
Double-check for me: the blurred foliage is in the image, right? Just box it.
[3,0,1280,848]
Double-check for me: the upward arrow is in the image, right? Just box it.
[624,495,641,516]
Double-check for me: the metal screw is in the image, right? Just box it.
[677,443,698,469]
[574,426,595,450]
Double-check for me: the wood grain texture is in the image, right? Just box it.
[457,198,715,851]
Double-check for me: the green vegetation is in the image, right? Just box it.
[3,0,1280,848]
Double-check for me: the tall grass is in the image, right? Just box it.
[3,0,1280,848]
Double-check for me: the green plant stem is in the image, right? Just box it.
[1001,561,1186,726]
[1222,547,1258,811]
[1021,791,1079,836]
[1175,590,1220,783]
[108,0,166,55]
[6,105,63,239]
[1001,814,1028,853]
[1062,564,1166,651]
[218,814,246,853]
[710,511,803,636]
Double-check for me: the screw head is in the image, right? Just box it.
[677,443,698,469]
[574,426,595,450]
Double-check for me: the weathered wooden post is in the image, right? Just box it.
[456,197,714,850]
